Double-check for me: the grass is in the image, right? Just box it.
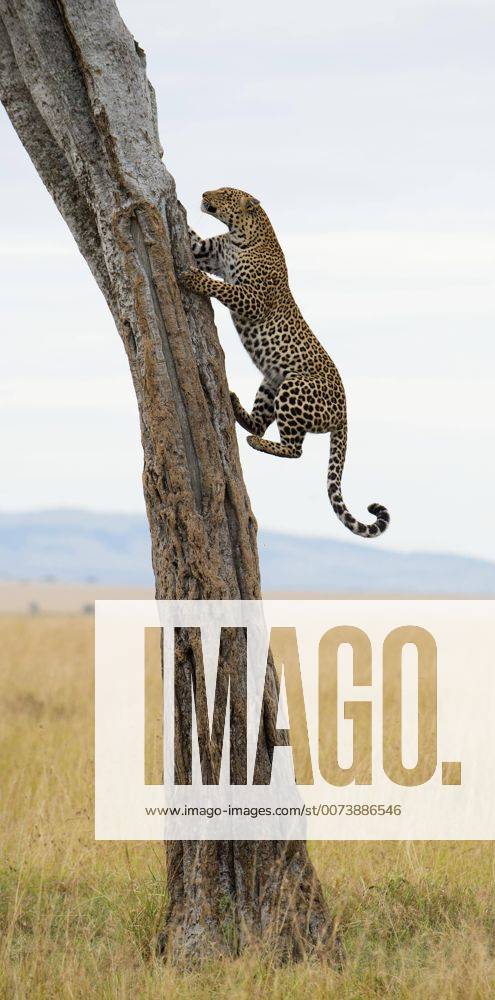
[1,614,495,998]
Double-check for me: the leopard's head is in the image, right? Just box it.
[201,187,261,237]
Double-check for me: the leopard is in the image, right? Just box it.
[179,187,390,538]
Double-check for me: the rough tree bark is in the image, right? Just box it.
[0,0,340,963]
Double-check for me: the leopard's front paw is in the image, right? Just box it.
[179,269,205,294]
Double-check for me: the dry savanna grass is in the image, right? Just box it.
[1,614,495,999]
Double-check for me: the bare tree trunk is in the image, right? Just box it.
[0,0,339,963]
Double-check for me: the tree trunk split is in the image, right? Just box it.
[0,0,339,963]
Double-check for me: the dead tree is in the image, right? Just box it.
[0,0,338,962]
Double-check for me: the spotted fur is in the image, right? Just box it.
[180,187,390,538]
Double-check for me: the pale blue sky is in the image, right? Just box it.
[1,0,494,558]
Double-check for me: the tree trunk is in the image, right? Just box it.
[0,0,339,963]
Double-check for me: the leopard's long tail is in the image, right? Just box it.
[328,426,390,538]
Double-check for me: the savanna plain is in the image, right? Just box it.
[1,613,495,999]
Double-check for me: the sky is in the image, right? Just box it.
[1,0,494,559]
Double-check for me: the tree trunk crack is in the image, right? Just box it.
[130,212,203,512]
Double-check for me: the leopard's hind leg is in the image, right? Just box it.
[247,377,308,458]
[247,432,304,457]
[246,374,331,458]
[231,379,277,435]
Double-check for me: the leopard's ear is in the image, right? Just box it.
[241,194,260,212]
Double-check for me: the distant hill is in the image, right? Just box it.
[1,508,495,595]
[0,509,153,587]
